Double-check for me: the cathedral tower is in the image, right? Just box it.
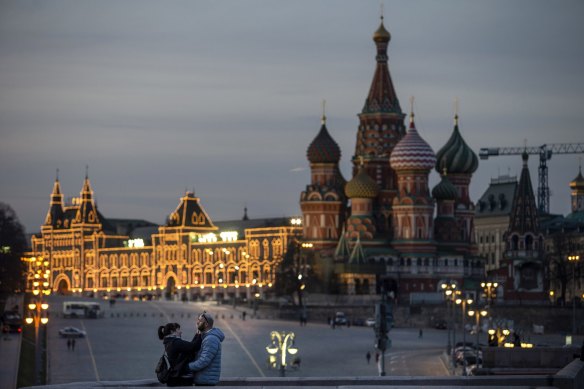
[353,16,406,236]
[72,171,101,229]
[570,165,584,213]
[43,171,65,230]
[502,152,545,299]
[435,113,479,253]
[389,110,436,254]
[300,111,346,248]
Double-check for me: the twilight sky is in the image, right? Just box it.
[1,0,583,234]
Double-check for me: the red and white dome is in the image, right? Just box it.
[390,114,436,171]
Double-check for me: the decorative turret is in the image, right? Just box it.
[569,164,584,213]
[390,106,436,254]
[300,104,347,247]
[508,152,539,235]
[166,191,217,231]
[570,166,584,191]
[44,170,64,228]
[73,168,100,227]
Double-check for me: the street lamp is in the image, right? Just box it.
[265,331,298,377]
[441,281,457,359]
[25,256,51,385]
[455,297,473,376]
[480,281,498,305]
[468,309,488,366]
[568,254,580,334]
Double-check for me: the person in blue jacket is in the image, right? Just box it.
[188,311,225,386]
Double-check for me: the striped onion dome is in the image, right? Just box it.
[307,119,341,164]
[570,167,584,190]
[389,113,436,171]
[345,165,379,199]
[435,115,478,175]
[432,174,458,200]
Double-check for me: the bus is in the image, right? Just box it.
[63,301,104,318]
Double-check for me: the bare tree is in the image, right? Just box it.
[0,202,27,296]
[546,231,581,305]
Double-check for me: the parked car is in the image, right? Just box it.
[58,326,86,338]
[1,311,22,334]
[334,312,348,325]
[365,317,376,327]
[434,319,447,329]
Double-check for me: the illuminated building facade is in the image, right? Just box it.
[25,174,300,300]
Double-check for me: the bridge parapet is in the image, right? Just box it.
[21,359,584,389]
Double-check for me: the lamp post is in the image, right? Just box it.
[568,254,580,334]
[25,256,51,385]
[456,296,473,376]
[468,308,488,366]
[266,331,298,377]
[440,282,457,357]
[480,281,498,306]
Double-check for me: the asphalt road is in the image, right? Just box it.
[46,295,451,384]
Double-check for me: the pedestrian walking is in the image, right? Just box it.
[419,328,423,338]
[366,351,371,364]
[67,338,71,351]
[71,338,76,351]
[242,311,246,321]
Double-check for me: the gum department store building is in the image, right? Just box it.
[25,17,484,302]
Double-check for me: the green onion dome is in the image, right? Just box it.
[432,175,458,200]
[435,115,478,175]
[345,166,379,199]
[307,122,341,164]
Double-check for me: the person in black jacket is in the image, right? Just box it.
[158,322,202,387]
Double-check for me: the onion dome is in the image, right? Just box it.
[435,114,478,175]
[570,166,584,191]
[345,165,379,199]
[373,17,391,42]
[432,174,458,200]
[390,112,436,171]
[307,115,341,164]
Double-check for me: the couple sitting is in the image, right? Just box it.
[157,311,225,386]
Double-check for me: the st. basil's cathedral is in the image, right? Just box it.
[300,17,484,302]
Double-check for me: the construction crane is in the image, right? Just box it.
[479,143,584,214]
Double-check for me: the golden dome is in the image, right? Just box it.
[570,167,584,190]
[345,165,379,199]
[373,18,391,42]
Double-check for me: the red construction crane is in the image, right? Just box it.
[479,143,584,214]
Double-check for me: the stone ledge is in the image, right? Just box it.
[19,360,584,389]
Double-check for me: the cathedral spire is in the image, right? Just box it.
[74,169,100,226]
[361,14,401,115]
[44,171,64,227]
[509,153,539,234]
